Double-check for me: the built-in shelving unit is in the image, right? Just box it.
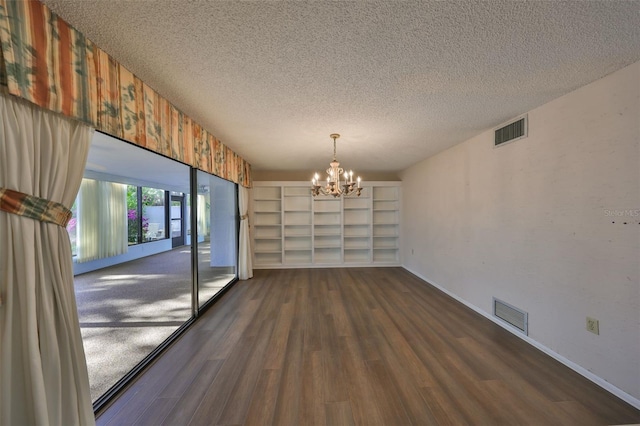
[343,187,371,264]
[314,196,342,264]
[251,181,400,268]
[283,186,312,264]
[252,186,283,266]
[372,186,400,264]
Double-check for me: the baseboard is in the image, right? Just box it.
[402,265,640,411]
[252,263,401,270]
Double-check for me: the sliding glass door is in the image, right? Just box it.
[68,131,239,408]
[196,170,238,308]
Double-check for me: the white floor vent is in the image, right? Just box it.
[493,298,528,335]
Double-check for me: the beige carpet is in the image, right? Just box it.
[73,244,234,402]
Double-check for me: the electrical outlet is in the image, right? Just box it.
[586,317,599,335]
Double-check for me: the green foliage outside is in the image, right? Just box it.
[66,200,78,255]
[127,185,141,244]
[128,186,165,244]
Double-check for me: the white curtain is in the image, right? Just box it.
[197,193,209,238]
[238,186,253,280]
[0,93,95,425]
[76,179,128,263]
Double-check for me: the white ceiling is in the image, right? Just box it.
[42,0,640,174]
[86,131,190,193]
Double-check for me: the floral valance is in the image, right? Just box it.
[0,0,251,187]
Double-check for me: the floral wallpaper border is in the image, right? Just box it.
[0,0,251,187]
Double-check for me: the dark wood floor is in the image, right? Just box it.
[96,268,640,425]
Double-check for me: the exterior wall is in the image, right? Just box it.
[400,61,640,402]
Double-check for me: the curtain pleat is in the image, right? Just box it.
[76,179,127,263]
[197,194,209,238]
[238,186,252,280]
[77,179,99,263]
[0,92,95,425]
[0,0,253,187]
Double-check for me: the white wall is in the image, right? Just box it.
[400,61,640,402]
[73,239,172,275]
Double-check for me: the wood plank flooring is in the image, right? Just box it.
[96,268,640,425]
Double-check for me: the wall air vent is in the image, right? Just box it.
[494,115,527,147]
[493,298,528,335]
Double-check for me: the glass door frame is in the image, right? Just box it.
[93,166,239,415]
[170,194,186,247]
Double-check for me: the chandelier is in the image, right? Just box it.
[311,133,362,197]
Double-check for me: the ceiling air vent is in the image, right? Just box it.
[493,298,528,335]
[494,115,527,147]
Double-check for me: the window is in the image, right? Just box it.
[127,185,141,244]
[142,187,166,242]
[125,185,167,245]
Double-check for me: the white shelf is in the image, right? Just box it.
[254,216,281,226]
[314,216,340,226]
[373,242,398,249]
[254,252,282,265]
[284,250,312,264]
[283,187,311,197]
[344,198,369,209]
[315,228,341,236]
[314,247,342,264]
[344,249,371,263]
[344,241,371,249]
[372,186,398,200]
[254,186,281,200]
[285,243,312,250]
[284,213,311,225]
[370,187,399,265]
[284,196,311,211]
[284,225,311,237]
[373,249,399,263]
[252,181,400,268]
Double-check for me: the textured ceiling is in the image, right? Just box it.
[42,0,640,174]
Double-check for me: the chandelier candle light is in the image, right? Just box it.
[311,133,362,197]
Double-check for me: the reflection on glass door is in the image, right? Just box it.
[70,132,192,405]
[171,195,185,247]
[196,171,238,307]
